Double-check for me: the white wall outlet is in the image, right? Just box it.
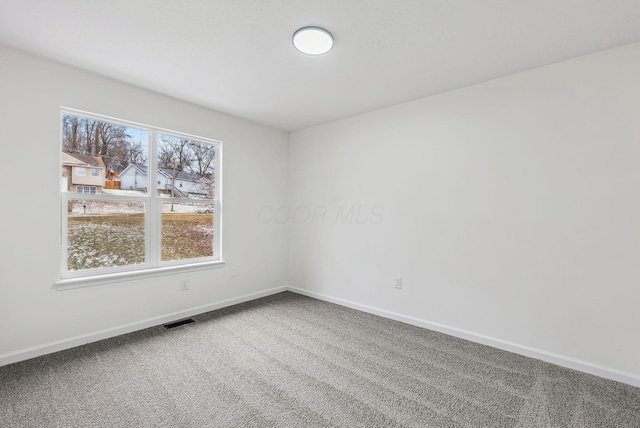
[395,276,402,289]
[180,279,190,290]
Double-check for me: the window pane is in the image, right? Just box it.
[157,134,216,198]
[66,199,146,271]
[161,202,214,262]
[62,114,149,195]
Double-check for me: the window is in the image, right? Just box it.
[75,167,85,176]
[60,109,221,282]
[76,186,97,194]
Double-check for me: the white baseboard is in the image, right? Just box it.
[286,286,640,388]
[0,286,287,367]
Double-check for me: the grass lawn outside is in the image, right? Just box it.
[67,212,214,271]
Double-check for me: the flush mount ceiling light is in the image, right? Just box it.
[292,26,334,55]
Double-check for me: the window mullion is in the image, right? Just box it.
[148,128,159,267]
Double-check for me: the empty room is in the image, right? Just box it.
[1,1,639,427]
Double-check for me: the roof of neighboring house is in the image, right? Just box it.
[62,151,105,168]
[122,163,204,183]
[106,170,119,179]
[121,163,149,175]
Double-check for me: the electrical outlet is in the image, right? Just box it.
[395,277,402,289]
[180,279,190,290]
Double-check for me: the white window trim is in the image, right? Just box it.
[55,260,226,290]
[58,107,224,288]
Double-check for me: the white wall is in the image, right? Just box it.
[288,42,640,385]
[0,46,289,363]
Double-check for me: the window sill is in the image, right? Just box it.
[54,260,226,291]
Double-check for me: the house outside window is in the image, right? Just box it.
[75,167,85,176]
[60,109,221,283]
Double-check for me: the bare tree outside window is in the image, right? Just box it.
[63,115,147,173]
[158,135,215,197]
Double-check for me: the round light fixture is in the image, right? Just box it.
[292,26,334,55]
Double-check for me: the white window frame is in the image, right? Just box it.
[75,167,85,176]
[57,108,224,289]
[91,168,100,177]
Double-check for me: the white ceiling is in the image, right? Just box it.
[2,1,640,131]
